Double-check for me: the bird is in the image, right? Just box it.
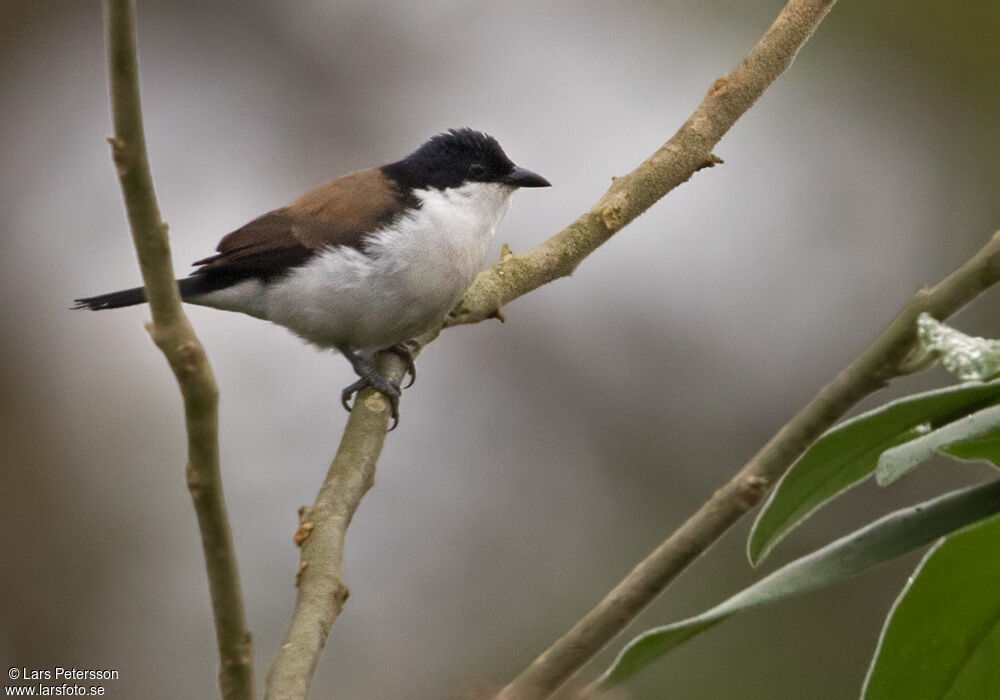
[75,128,550,427]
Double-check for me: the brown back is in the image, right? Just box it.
[192,168,409,281]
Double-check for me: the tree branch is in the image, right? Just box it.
[447,0,837,328]
[104,2,253,698]
[264,350,417,700]
[494,229,991,696]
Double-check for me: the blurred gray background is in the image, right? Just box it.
[3,1,999,698]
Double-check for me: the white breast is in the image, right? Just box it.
[260,181,515,351]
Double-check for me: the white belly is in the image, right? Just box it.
[198,182,515,351]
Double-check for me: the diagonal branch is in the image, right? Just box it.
[501,230,1000,699]
[447,0,837,328]
[264,350,417,700]
[104,2,253,698]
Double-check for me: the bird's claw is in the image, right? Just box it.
[379,339,420,388]
[338,340,419,430]
[341,375,402,430]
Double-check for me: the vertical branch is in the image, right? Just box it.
[104,2,254,697]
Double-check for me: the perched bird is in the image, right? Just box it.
[76,128,550,425]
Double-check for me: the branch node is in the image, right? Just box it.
[737,475,767,510]
[696,153,725,172]
[295,561,308,588]
[708,76,730,97]
[600,204,623,231]
[896,342,937,375]
[333,583,350,606]
[185,463,201,492]
[447,300,470,324]
[106,136,130,175]
[175,340,202,375]
[293,522,314,547]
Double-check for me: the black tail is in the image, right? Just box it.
[73,286,147,310]
[73,276,231,310]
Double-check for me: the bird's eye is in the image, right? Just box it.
[469,162,487,178]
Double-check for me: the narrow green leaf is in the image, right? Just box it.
[748,380,1000,565]
[942,429,1000,469]
[863,514,1000,699]
[876,404,1000,485]
[597,480,1000,690]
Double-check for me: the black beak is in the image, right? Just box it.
[503,166,551,188]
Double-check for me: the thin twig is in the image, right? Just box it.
[104,2,254,697]
[264,348,419,700]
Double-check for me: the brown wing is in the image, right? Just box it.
[192,168,410,281]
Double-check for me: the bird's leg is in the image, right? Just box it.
[376,338,421,388]
[337,345,402,429]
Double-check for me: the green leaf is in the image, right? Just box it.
[748,380,1000,565]
[596,480,1000,691]
[863,513,1000,699]
[876,404,1000,485]
[942,429,1000,468]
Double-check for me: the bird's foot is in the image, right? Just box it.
[340,371,402,429]
[338,341,421,430]
[338,346,404,429]
[377,339,421,388]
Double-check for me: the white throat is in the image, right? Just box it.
[383,180,515,292]
[413,181,515,247]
